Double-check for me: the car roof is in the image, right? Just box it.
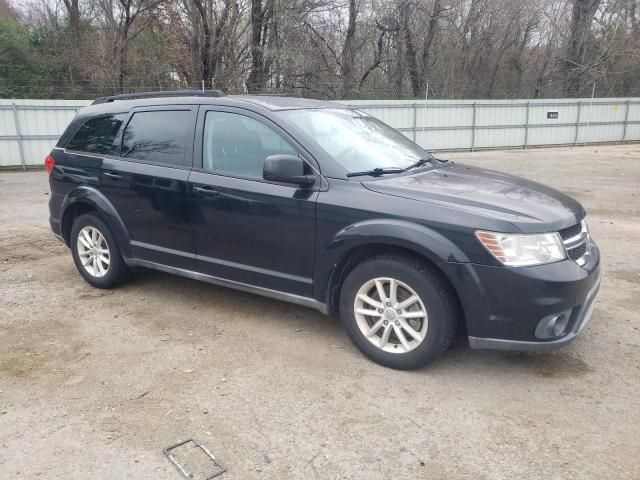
[232,95,346,111]
[80,94,348,116]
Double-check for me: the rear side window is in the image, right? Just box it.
[66,114,126,155]
[121,110,192,166]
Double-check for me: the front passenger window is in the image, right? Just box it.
[203,111,297,179]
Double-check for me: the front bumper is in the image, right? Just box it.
[440,241,601,351]
[468,269,600,350]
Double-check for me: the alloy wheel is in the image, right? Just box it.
[353,277,428,354]
[76,226,110,278]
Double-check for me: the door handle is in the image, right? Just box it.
[103,171,122,179]
[193,186,220,196]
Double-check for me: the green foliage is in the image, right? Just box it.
[0,18,47,97]
[128,27,183,90]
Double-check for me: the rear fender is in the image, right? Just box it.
[61,186,132,259]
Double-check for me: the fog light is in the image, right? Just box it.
[535,310,572,339]
[552,314,569,337]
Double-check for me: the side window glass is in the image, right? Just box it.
[66,114,126,155]
[203,111,297,179]
[121,110,192,166]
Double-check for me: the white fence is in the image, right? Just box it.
[345,98,640,151]
[1,97,639,169]
[0,99,90,169]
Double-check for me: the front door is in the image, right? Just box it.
[188,108,318,297]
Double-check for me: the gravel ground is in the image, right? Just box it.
[1,144,639,479]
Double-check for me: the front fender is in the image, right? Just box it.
[313,218,471,304]
[61,186,132,259]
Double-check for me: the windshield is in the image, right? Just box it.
[277,108,432,174]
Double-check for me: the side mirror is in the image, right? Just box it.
[263,154,315,186]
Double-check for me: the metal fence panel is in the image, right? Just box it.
[476,126,526,148]
[0,97,638,168]
[347,98,640,152]
[529,125,576,146]
[0,99,90,168]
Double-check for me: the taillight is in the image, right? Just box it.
[44,154,55,174]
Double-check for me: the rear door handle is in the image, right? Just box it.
[193,186,220,196]
[103,171,122,179]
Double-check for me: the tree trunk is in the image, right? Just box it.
[247,0,267,93]
[192,0,212,86]
[401,0,442,98]
[210,2,231,86]
[564,0,601,96]
[117,45,128,93]
[62,0,81,39]
[420,0,441,94]
[400,1,421,97]
[340,0,358,98]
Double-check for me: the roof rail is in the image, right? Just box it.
[91,89,225,105]
[250,93,302,98]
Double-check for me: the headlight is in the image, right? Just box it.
[475,230,566,267]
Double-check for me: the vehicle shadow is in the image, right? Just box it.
[120,266,342,337]
[431,336,595,380]
[123,268,595,380]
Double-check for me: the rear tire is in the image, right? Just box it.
[70,213,129,289]
[339,254,456,370]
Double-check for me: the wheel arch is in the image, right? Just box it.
[318,219,469,332]
[60,186,132,258]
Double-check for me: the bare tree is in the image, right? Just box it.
[4,0,640,99]
[191,0,234,87]
[93,0,166,92]
[400,0,446,97]
[564,0,602,95]
[60,0,81,38]
[246,0,272,92]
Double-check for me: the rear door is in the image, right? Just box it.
[99,106,197,269]
[188,107,318,296]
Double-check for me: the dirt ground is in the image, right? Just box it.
[1,144,639,480]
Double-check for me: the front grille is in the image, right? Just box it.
[559,223,582,241]
[560,221,589,265]
[567,242,587,261]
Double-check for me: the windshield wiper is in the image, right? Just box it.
[403,158,434,171]
[347,157,440,178]
[346,167,405,178]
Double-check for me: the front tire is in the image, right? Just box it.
[339,254,457,370]
[70,213,129,289]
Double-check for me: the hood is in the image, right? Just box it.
[363,163,585,233]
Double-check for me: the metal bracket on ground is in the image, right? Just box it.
[163,438,226,479]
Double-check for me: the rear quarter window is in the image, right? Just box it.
[66,114,127,155]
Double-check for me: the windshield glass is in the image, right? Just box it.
[277,108,431,173]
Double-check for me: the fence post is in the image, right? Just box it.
[412,102,417,142]
[574,101,582,146]
[622,99,630,144]
[524,101,530,149]
[471,102,477,151]
[11,100,27,171]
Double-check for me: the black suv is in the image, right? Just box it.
[47,91,601,369]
